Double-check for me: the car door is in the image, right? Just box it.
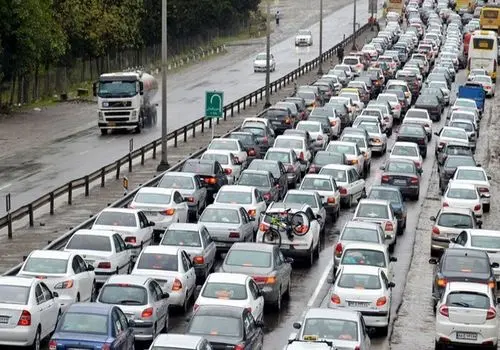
[117,308,134,350]
[215,162,229,188]
[202,226,217,270]
[254,189,267,219]
[349,168,364,196]
[278,162,288,196]
[243,310,263,349]
[73,255,93,301]
[173,191,189,223]
[38,282,59,336]
[450,231,467,248]
[111,308,127,350]
[230,153,242,181]
[181,251,196,296]
[151,280,169,324]
[113,234,131,274]
[239,207,255,240]
[380,271,392,304]
[314,192,326,229]
[137,212,153,246]
[248,279,264,322]
[148,281,166,328]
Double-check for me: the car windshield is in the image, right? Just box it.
[302,318,359,341]
[342,136,365,148]
[471,236,500,249]
[95,212,137,227]
[368,189,400,205]
[328,144,355,155]
[301,178,333,191]
[188,315,242,337]
[441,129,467,140]
[59,313,108,334]
[134,192,171,205]
[284,193,318,208]
[255,54,267,60]
[209,140,238,151]
[297,123,321,132]
[225,250,272,268]
[161,229,201,247]
[357,204,389,219]
[201,282,248,300]
[386,161,415,174]
[443,256,490,274]
[66,235,112,252]
[341,227,380,243]
[338,273,382,290]
[230,133,253,146]
[200,208,240,224]
[0,285,30,305]
[248,161,279,178]
[447,188,478,200]
[98,285,148,305]
[444,157,476,168]
[23,257,68,274]
[217,191,252,204]
[314,153,343,166]
[158,175,195,189]
[392,146,418,157]
[451,113,474,123]
[266,151,291,163]
[136,253,178,271]
[238,173,270,187]
[437,213,473,228]
[446,292,490,309]
[341,249,386,267]
[456,169,486,181]
[473,76,491,84]
[202,153,229,165]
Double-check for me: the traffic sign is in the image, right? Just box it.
[205,91,224,119]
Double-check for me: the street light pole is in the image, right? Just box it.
[317,0,324,75]
[352,0,358,50]
[157,0,170,171]
[264,0,271,108]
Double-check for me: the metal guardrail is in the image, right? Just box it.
[2,23,370,276]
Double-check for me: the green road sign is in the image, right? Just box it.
[205,91,224,119]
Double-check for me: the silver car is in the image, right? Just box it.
[220,242,293,308]
[149,334,212,350]
[160,223,217,284]
[199,204,255,253]
[97,275,169,341]
[357,121,388,154]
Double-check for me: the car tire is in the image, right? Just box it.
[31,327,41,350]
[285,279,291,299]
[434,340,442,350]
[347,195,353,208]
[182,292,190,313]
[379,325,389,337]
[162,314,169,333]
[90,281,97,301]
[483,203,490,213]
[275,288,282,310]
[307,245,315,267]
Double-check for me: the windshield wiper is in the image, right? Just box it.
[118,299,142,305]
[450,302,470,308]
[452,224,470,228]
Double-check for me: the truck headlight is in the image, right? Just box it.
[131,110,137,119]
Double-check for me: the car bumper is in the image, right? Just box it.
[257,283,281,303]
[360,311,390,328]
[431,236,450,252]
[0,327,37,347]
[436,323,497,347]
[163,289,185,306]
[254,66,267,72]
[98,121,138,129]
[280,243,313,258]
[396,185,419,197]
[132,321,155,340]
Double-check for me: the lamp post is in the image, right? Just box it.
[352,0,358,50]
[157,0,170,171]
[317,0,324,75]
[264,0,271,108]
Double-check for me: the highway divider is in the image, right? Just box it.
[1,23,370,275]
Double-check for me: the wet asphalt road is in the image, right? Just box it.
[0,0,373,215]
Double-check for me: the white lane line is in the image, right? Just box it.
[79,150,89,156]
[0,183,12,191]
[307,259,334,307]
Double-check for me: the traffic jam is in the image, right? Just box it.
[0,0,499,349]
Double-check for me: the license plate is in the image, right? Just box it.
[272,121,281,125]
[215,242,230,247]
[456,332,477,340]
[0,316,8,324]
[348,301,370,307]
[393,179,406,185]
[108,121,116,127]
[145,211,158,216]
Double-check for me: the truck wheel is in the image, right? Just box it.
[135,116,144,133]
[100,129,108,135]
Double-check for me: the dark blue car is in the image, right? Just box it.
[49,303,135,350]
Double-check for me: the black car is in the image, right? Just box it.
[247,159,288,198]
[396,123,428,158]
[241,124,275,153]
[429,248,499,309]
[229,131,262,161]
[438,155,477,193]
[284,96,309,120]
[414,94,443,122]
[380,158,422,200]
[181,159,228,203]
[368,185,407,234]
[308,151,347,174]
[327,102,350,128]
[186,305,264,349]
[437,142,474,165]
[263,107,296,135]
[237,169,279,204]
[420,87,445,109]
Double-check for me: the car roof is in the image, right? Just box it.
[136,187,177,195]
[73,229,115,237]
[194,304,245,317]
[267,147,293,153]
[229,242,275,252]
[446,281,491,294]
[268,202,311,213]
[205,203,241,211]
[321,164,354,171]
[207,272,249,284]
[68,302,113,314]
[447,182,477,190]
[28,250,72,260]
[219,185,255,193]
[142,245,180,255]
[105,274,150,286]
[455,166,485,172]
[241,169,271,176]
[358,199,390,206]
[302,174,333,181]
[166,223,201,231]
[203,150,233,156]
[304,307,360,321]
[163,171,197,178]
[369,185,401,194]
[340,265,381,275]
[342,241,387,251]
[0,276,36,287]
[441,126,467,133]
[393,141,419,148]
[100,207,139,214]
[329,141,358,147]
[467,229,500,238]
[438,207,474,216]
[151,334,203,348]
[387,158,416,165]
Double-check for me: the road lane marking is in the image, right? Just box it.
[307,259,334,307]
[79,150,89,155]
[0,183,12,191]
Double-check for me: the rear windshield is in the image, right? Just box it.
[217,191,252,204]
[392,146,418,157]
[342,136,365,148]
[161,229,201,247]
[356,204,389,219]
[341,227,380,243]
[314,153,343,166]
[338,273,381,290]
[201,282,248,300]
[328,144,355,155]
[98,285,148,305]
[248,161,279,178]
[59,313,108,334]
[158,175,195,189]
[386,161,415,174]
[225,250,272,268]
[341,249,386,267]
[266,151,291,163]
[301,177,333,191]
[446,292,490,309]
[182,162,213,174]
[188,315,242,338]
[344,58,359,65]
[456,169,486,181]
[238,173,270,187]
[200,208,240,224]
[242,126,265,137]
[95,212,137,227]
[0,285,30,305]
[66,235,112,252]
[441,129,467,140]
[303,318,359,341]
[471,236,500,249]
[209,140,238,151]
[136,253,178,271]
[443,256,490,274]
[134,192,171,205]
[23,257,68,274]
[444,157,476,168]
[275,138,304,149]
[284,193,318,208]
[202,153,229,165]
[437,213,473,228]
[446,188,478,200]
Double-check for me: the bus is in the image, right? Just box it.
[480,5,500,32]
[468,30,498,81]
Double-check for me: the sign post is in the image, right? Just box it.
[205,91,224,140]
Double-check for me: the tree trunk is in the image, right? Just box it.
[9,75,16,105]
[33,65,40,101]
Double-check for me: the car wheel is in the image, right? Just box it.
[275,288,282,310]
[182,292,190,313]
[100,129,108,135]
[31,327,41,350]
[314,240,320,258]
[347,195,353,208]
[307,246,314,267]
[90,281,97,301]
[162,313,169,333]
[434,340,442,350]
[379,324,389,337]
[285,279,291,299]
[483,203,490,213]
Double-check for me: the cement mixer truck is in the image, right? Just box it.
[93,71,158,135]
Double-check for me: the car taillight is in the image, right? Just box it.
[248,209,256,217]
[141,307,154,318]
[410,177,419,184]
[224,168,232,175]
[437,278,447,287]
[331,294,341,304]
[193,256,205,264]
[385,221,394,232]
[262,137,268,144]
[479,187,489,193]
[234,344,245,350]
[125,236,137,244]
[253,276,276,284]
[299,152,304,160]
[335,243,343,258]
[285,118,291,124]
[259,223,269,231]
[98,262,111,269]
[376,296,387,306]
[474,204,482,211]
[488,280,496,289]
[54,280,74,289]
[186,196,195,202]
[432,226,440,235]
[229,232,240,238]
[162,208,175,216]
[49,340,57,350]
[17,310,31,326]
[487,307,497,320]
[327,197,335,204]
[263,193,271,201]
[102,344,111,350]
[204,177,217,185]
[172,278,183,291]
[439,305,449,317]
[442,202,449,207]
[349,159,359,165]
[381,175,390,182]
[339,187,347,195]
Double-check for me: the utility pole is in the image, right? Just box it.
[352,0,358,50]
[371,0,375,31]
[264,0,271,108]
[157,0,170,171]
[317,0,324,75]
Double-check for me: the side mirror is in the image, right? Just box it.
[87,265,95,271]
[292,322,302,330]
[149,221,155,227]
[388,282,396,288]
[430,216,436,221]
[492,262,500,268]
[390,256,398,262]
[92,82,98,97]
[429,258,438,264]
[450,237,456,243]
[126,244,134,250]
[53,291,59,298]
[285,257,294,264]
[487,175,492,180]
[477,219,483,228]
[418,168,423,174]
[162,292,170,299]
[128,319,136,327]
[316,214,322,220]
[139,81,144,95]
[255,320,265,328]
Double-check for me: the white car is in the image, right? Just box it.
[18,250,95,310]
[448,119,477,150]
[296,121,328,151]
[357,122,388,155]
[295,29,313,46]
[472,75,495,97]
[92,207,154,257]
[273,135,313,172]
[467,68,488,81]
[352,199,398,248]
[319,164,366,208]
[326,141,365,177]
[435,282,498,349]
[329,265,394,336]
[403,108,433,139]
[201,150,242,184]
[386,80,412,105]
[449,110,479,134]
[339,133,372,172]
[131,245,196,312]
[194,272,265,322]
[435,127,470,155]
[343,56,364,75]
[149,334,211,350]
[389,141,423,171]
[207,138,248,168]
[449,166,492,212]
[254,52,276,72]
[299,174,341,218]
[214,185,266,223]
[129,188,188,236]
[64,229,133,284]
[0,277,60,349]
[377,93,402,120]
[451,98,480,116]
[283,190,327,233]
[442,182,483,217]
